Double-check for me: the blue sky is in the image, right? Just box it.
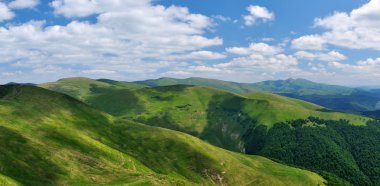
[0,0,379,86]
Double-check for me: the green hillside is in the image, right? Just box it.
[40,78,368,152]
[0,85,325,185]
[135,77,380,112]
[135,77,354,95]
[135,77,259,94]
[40,78,380,185]
[253,78,354,95]
[256,117,380,185]
[40,77,147,101]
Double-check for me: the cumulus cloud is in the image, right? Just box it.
[329,58,380,73]
[8,0,39,9]
[0,0,223,83]
[291,35,326,50]
[216,54,297,70]
[295,51,347,62]
[163,50,299,82]
[163,51,226,60]
[0,2,14,22]
[292,0,380,50]
[244,5,274,26]
[226,42,283,56]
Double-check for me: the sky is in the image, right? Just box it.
[0,0,380,86]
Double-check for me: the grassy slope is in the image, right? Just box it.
[0,85,325,186]
[0,174,20,186]
[136,77,380,111]
[243,92,368,126]
[40,77,147,101]
[40,78,368,152]
[253,78,355,95]
[135,77,259,94]
[135,77,355,95]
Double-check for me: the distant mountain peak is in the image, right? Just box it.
[285,78,313,83]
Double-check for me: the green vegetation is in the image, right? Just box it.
[135,77,259,94]
[363,110,380,119]
[135,77,380,112]
[0,85,325,185]
[40,78,369,153]
[39,77,380,186]
[253,117,380,185]
[40,77,147,101]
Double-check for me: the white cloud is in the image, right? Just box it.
[0,0,223,83]
[82,69,117,74]
[292,0,380,51]
[213,15,232,22]
[216,54,297,70]
[261,37,274,42]
[244,5,274,26]
[8,0,39,9]
[291,35,326,50]
[158,46,300,83]
[163,51,226,60]
[329,58,380,72]
[295,51,347,62]
[0,2,14,22]
[226,42,283,56]
[191,65,221,72]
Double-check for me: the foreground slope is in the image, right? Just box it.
[0,85,325,185]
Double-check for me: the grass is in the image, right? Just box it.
[0,174,20,186]
[243,92,369,127]
[0,85,326,185]
[40,78,369,152]
[40,77,146,101]
[135,77,380,112]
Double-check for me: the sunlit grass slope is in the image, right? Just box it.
[40,77,147,101]
[136,77,380,112]
[0,85,325,185]
[41,78,368,152]
[243,92,368,126]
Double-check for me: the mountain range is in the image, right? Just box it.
[135,77,380,113]
[1,76,380,185]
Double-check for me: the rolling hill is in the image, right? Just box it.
[0,85,326,185]
[40,77,380,185]
[135,77,259,94]
[40,78,368,152]
[135,77,380,112]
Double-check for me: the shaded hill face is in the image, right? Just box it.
[363,110,380,119]
[136,77,380,112]
[0,85,325,186]
[40,79,368,153]
[255,117,380,186]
